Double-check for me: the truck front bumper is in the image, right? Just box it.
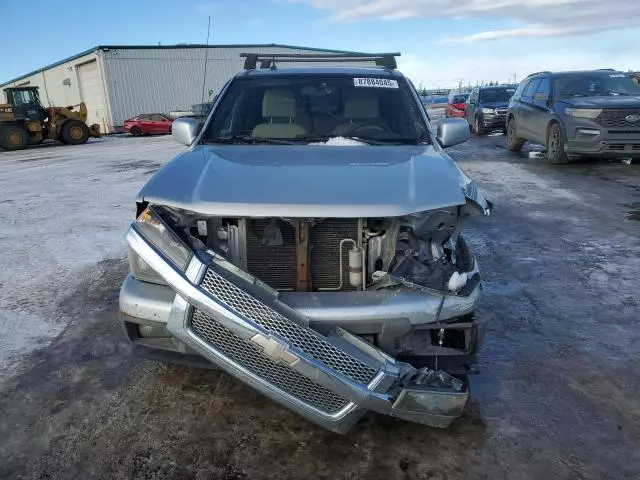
[480,110,508,130]
[121,227,480,432]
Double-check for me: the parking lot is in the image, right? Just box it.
[1,134,639,479]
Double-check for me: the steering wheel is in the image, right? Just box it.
[340,123,392,135]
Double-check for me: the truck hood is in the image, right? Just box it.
[139,144,487,217]
[561,96,640,108]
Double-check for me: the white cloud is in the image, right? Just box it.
[398,47,638,89]
[196,2,221,13]
[440,26,571,44]
[290,0,640,41]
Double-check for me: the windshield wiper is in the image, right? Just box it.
[204,135,298,145]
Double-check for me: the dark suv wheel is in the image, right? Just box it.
[474,116,487,136]
[546,123,570,164]
[506,117,525,151]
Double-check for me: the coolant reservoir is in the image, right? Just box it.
[348,247,363,287]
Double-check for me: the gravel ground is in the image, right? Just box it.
[0,134,639,480]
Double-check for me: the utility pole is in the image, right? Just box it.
[200,15,212,105]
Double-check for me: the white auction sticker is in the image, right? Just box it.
[353,77,399,88]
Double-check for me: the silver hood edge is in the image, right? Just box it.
[139,145,491,218]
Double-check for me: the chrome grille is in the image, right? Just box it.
[495,108,508,116]
[199,268,377,384]
[191,309,349,413]
[597,109,640,128]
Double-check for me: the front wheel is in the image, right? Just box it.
[546,123,570,164]
[131,126,142,137]
[60,120,90,145]
[474,116,487,136]
[506,118,525,151]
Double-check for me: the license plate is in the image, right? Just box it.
[353,78,399,88]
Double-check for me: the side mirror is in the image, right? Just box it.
[172,117,201,146]
[437,118,470,148]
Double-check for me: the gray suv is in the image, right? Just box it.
[506,70,640,163]
[465,86,515,135]
[119,52,492,433]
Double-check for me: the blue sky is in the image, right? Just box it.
[2,0,638,88]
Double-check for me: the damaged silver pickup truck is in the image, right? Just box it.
[119,53,492,433]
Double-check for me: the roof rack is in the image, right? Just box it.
[240,52,401,70]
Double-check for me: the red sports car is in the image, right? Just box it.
[445,93,470,118]
[123,114,173,136]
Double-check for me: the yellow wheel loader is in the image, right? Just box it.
[0,86,100,151]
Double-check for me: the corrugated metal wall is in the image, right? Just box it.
[101,46,374,127]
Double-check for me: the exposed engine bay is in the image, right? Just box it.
[153,206,478,297]
[123,200,486,431]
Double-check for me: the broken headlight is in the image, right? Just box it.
[133,206,192,271]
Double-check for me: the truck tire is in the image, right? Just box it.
[546,123,570,164]
[506,117,525,151]
[0,125,29,150]
[60,120,90,145]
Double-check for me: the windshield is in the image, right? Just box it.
[204,74,429,145]
[9,89,39,107]
[452,94,469,104]
[556,73,640,97]
[479,88,515,103]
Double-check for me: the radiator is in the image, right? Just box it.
[245,218,359,291]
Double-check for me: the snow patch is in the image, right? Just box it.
[309,137,366,146]
[0,136,184,383]
[0,310,65,379]
[448,271,468,292]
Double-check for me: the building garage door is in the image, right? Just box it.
[77,60,107,131]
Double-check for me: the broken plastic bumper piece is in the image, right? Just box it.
[125,226,468,433]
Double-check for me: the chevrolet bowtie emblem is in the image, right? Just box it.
[250,333,300,366]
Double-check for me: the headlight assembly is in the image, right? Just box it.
[565,108,602,119]
[481,107,494,114]
[133,206,192,271]
[127,246,167,285]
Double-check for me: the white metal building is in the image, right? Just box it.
[1,44,370,133]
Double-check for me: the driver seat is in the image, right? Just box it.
[332,90,384,136]
[252,89,308,139]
